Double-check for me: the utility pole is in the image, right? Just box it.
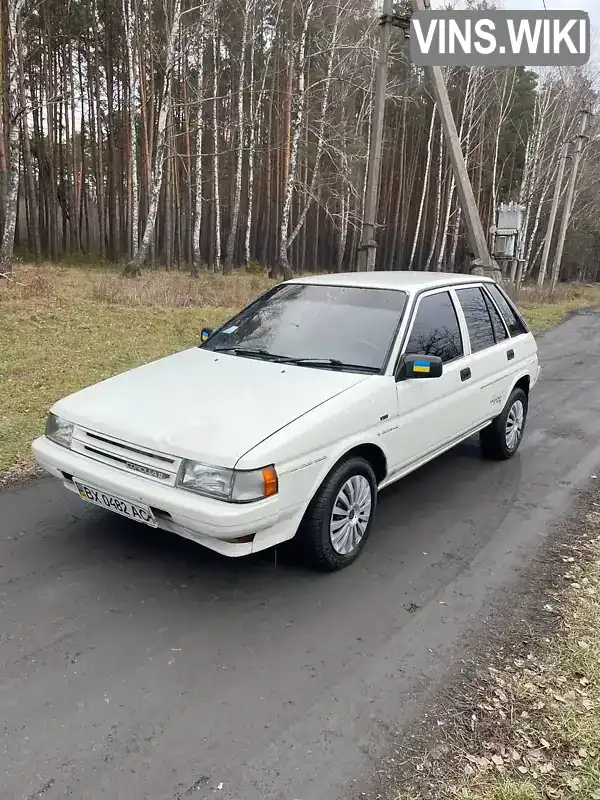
[356,0,394,272]
[356,0,499,276]
[537,141,569,288]
[411,0,498,277]
[550,105,592,290]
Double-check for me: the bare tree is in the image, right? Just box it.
[124,0,182,275]
[192,15,206,275]
[276,0,314,279]
[0,0,26,279]
[224,0,250,273]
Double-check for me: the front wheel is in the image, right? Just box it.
[480,386,528,460]
[298,456,377,572]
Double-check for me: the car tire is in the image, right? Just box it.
[298,456,378,572]
[480,386,528,461]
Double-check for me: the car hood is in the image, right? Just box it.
[53,347,369,467]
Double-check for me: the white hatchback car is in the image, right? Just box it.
[33,272,539,571]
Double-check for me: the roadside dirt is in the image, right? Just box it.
[358,482,600,800]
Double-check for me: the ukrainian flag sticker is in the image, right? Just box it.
[413,359,431,374]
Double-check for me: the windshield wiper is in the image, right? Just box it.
[213,346,284,362]
[213,348,378,373]
[281,357,379,373]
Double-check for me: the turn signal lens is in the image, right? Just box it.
[262,466,279,498]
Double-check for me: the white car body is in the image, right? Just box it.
[32,272,539,561]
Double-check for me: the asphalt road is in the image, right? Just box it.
[3,310,600,800]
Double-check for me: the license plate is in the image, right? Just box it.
[73,480,157,528]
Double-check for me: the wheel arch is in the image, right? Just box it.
[305,442,388,510]
[514,374,531,397]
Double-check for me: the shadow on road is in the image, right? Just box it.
[66,435,521,598]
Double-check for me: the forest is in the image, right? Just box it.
[1,0,599,282]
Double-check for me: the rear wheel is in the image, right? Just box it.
[480,386,528,460]
[298,456,377,572]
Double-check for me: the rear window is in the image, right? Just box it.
[485,285,528,337]
[456,287,496,353]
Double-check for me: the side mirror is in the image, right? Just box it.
[396,353,443,381]
[200,327,214,345]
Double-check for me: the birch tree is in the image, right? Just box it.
[224,0,250,273]
[124,0,182,275]
[192,16,206,275]
[123,0,139,260]
[0,0,26,279]
[211,4,222,271]
[488,68,517,242]
[425,122,444,271]
[408,104,435,270]
[287,0,341,249]
[276,0,315,279]
[435,66,473,271]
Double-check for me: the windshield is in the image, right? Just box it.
[202,283,408,372]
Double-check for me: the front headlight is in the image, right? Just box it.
[45,412,74,448]
[177,460,278,502]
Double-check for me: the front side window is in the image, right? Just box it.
[202,283,408,373]
[404,291,463,364]
[485,284,528,337]
[456,287,496,353]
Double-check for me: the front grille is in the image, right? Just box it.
[71,426,182,485]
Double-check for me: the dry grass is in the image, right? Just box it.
[396,509,600,800]
[516,284,600,332]
[1,264,599,479]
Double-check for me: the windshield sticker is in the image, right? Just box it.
[222,326,238,334]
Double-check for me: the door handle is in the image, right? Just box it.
[507,349,515,360]
[460,367,471,382]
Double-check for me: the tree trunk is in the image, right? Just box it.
[0,0,25,279]
[224,0,250,273]
[125,0,181,275]
[192,18,205,275]
[124,0,139,261]
[408,104,436,270]
[17,20,40,261]
[211,9,221,272]
[287,0,339,249]
[275,0,314,280]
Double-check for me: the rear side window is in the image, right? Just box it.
[483,292,509,342]
[456,288,496,353]
[405,291,463,363]
[485,285,528,337]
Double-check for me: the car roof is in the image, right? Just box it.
[287,271,494,293]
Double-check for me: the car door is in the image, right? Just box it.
[390,289,475,474]
[453,285,513,427]
[483,283,538,379]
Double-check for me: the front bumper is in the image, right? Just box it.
[32,436,304,556]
